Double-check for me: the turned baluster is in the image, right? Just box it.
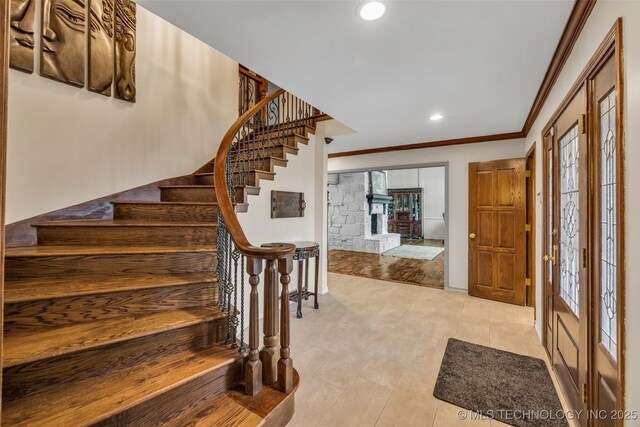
[260,259,279,385]
[277,255,294,393]
[245,257,263,396]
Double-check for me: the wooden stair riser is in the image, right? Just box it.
[161,186,217,203]
[198,159,287,184]
[113,202,218,222]
[94,358,243,426]
[244,133,308,149]
[4,281,218,333]
[249,123,314,139]
[36,224,217,247]
[231,145,298,161]
[5,251,217,278]
[3,318,230,404]
[161,186,259,203]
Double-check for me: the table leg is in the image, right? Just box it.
[314,253,320,309]
[297,259,303,318]
[304,258,310,300]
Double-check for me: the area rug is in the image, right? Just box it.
[382,244,444,260]
[433,338,568,427]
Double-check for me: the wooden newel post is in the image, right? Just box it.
[260,259,279,385]
[245,257,263,396]
[277,255,294,393]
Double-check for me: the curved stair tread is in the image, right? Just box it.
[4,306,226,367]
[4,273,216,303]
[32,220,218,227]
[2,344,243,427]
[5,245,217,257]
[111,200,219,206]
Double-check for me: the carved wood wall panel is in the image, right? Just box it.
[8,0,135,101]
[9,0,35,73]
[114,0,136,102]
[88,0,115,96]
[40,0,86,87]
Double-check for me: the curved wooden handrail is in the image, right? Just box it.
[214,88,295,260]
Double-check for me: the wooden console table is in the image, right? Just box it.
[289,241,320,318]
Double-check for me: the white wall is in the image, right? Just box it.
[329,138,525,290]
[523,2,640,415]
[386,167,446,240]
[6,5,238,224]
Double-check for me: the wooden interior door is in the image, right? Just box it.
[550,85,589,420]
[468,158,526,305]
[589,53,622,424]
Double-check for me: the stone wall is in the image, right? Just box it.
[328,172,400,254]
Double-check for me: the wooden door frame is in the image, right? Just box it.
[525,144,536,311]
[1,0,10,419]
[541,18,626,416]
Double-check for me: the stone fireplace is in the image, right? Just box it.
[328,172,401,254]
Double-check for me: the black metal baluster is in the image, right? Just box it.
[231,247,240,348]
[239,254,246,353]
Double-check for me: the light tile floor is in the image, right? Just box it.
[287,273,573,427]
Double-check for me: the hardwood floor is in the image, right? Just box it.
[328,239,445,289]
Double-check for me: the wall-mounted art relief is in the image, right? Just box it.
[8,0,136,99]
[40,0,86,87]
[88,0,114,96]
[9,0,36,73]
[114,0,136,102]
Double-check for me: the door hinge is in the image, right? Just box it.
[525,224,532,232]
[525,278,532,287]
[550,126,555,137]
[582,248,588,268]
[582,383,588,403]
[579,114,586,134]
[525,170,532,178]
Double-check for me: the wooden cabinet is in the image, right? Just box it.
[387,188,422,239]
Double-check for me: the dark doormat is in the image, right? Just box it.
[433,338,568,427]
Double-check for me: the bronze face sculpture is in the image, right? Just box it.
[41,0,87,87]
[114,0,136,102]
[88,0,114,95]
[10,0,36,73]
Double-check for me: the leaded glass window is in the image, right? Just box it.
[560,125,580,316]
[599,90,617,359]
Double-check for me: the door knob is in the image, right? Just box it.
[469,233,476,239]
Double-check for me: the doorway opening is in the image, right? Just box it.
[327,164,448,289]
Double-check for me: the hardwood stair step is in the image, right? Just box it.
[244,132,309,147]
[112,200,219,222]
[3,306,227,368]
[160,185,260,203]
[231,144,298,160]
[248,123,315,139]
[33,220,217,246]
[4,272,216,302]
[160,392,262,427]
[5,245,217,277]
[196,158,288,183]
[4,273,218,332]
[198,170,275,187]
[2,343,244,426]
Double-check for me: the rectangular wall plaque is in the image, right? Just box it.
[271,191,305,218]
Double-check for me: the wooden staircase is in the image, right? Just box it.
[2,122,314,426]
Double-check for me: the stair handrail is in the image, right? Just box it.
[214,88,294,259]
[214,87,320,397]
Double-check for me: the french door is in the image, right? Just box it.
[542,23,624,425]
[546,86,589,420]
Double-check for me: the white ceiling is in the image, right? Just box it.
[139,0,574,154]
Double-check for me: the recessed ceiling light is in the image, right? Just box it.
[359,2,386,21]
[430,114,444,121]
